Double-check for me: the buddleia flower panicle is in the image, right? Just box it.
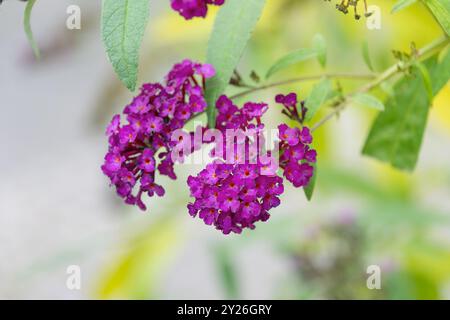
[101,60,215,211]
[187,95,282,234]
[187,93,317,235]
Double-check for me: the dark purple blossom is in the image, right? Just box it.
[171,0,225,20]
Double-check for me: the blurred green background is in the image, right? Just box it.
[0,0,449,299]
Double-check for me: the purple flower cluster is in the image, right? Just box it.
[101,60,215,210]
[171,0,225,20]
[186,93,317,234]
[187,161,284,234]
[276,93,317,188]
[278,123,316,187]
[187,94,281,234]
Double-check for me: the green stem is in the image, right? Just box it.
[229,73,376,99]
[24,0,40,60]
[311,36,449,132]
[185,72,375,127]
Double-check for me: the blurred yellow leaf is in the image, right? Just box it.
[152,10,216,44]
[151,0,282,46]
[95,215,182,299]
[404,244,450,299]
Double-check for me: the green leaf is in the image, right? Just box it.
[213,245,239,299]
[205,0,267,128]
[424,0,450,36]
[23,0,40,60]
[312,34,327,68]
[414,61,434,101]
[362,74,426,171]
[266,34,326,79]
[101,0,150,91]
[304,163,317,201]
[352,93,385,111]
[362,51,450,171]
[380,82,395,97]
[362,40,374,71]
[431,48,450,91]
[391,0,417,13]
[304,77,332,122]
[266,48,318,79]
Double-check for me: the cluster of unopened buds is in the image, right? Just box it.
[325,0,373,20]
[170,0,225,20]
[102,60,317,234]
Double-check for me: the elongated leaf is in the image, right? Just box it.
[391,0,417,13]
[362,52,450,171]
[420,51,450,95]
[205,0,267,128]
[305,78,332,122]
[313,34,327,68]
[352,93,385,111]
[304,163,317,201]
[214,245,239,299]
[101,0,150,91]
[414,61,434,101]
[266,48,318,79]
[363,76,429,171]
[431,50,450,90]
[424,0,450,36]
[23,0,40,60]
[266,35,326,78]
[362,40,374,71]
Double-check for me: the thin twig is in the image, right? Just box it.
[185,72,376,127]
[230,73,376,99]
[311,36,450,132]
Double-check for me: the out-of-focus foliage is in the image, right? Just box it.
[351,92,385,111]
[212,163,450,299]
[423,0,450,36]
[213,244,240,299]
[266,34,327,78]
[305,78,332,122]
[96,215,182,299]
[392,0,417,15]
[23,0,39,59]
[363,51,450,171]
